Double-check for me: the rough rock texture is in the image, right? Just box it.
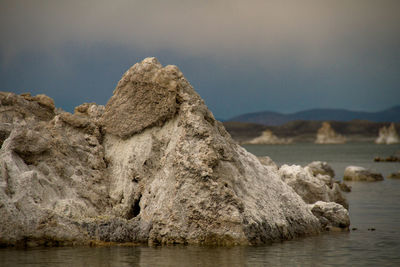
[0,96,134,246]
[343,166,384,182]
[0,58,341,247]
[309,201,350,230]
[315,122,346,144]
[245,130,292,145]
[306,161,351,192]
[0,92,55,147]
[257,156,278,171]
[279,164,348,209]
[375,123,400,144]
[306,161,335,178]
[101,58,322,246]
[101,58,180,139]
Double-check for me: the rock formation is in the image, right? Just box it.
[309,201,350,231]
[257,156,279,171]
[277,161,349,229]
[388,171,400,179]
[245,130,292,145]
[374,155,400,162]
[343,166,384,182]
[306,161,351,192]
[279,164,348,209]
[375,123,399,144]
[315,122,346,144]
[306,161,335,178]
[0,58,349,247]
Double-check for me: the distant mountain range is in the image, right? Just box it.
[223,120,400,143]
[227,106,400,126]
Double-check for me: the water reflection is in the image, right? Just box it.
[2,228,399,267]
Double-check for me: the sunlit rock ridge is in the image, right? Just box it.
[0,58,348,247]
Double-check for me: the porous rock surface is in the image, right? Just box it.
[306,161,351,192]
[257,156,279,171]
[101,58,180,139]
[306,161,335,178]
[279,164,348,209]
[343,166,384,182]
[309,201,350,230]
[1,58,343,247]
[315,122,346,144]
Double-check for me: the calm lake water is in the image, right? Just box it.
[1,143,400,266]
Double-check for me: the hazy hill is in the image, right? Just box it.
[223,120,400,143]
[228,106,400,126]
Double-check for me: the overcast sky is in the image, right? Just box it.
[1,0,399,119]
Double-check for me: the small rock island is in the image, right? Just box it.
[0,58,349,247]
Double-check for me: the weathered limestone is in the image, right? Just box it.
[343,166,384,182]
[375,123,399,144]
[315,122,346,144]
[257,156,279,171]
[0,92,55,147]
[306,161,335,178]
[245,130,292,145]
[101,58,181,139]
[0,58,346,247]
[101,58,321,246]
[309,201,350,230]
[278,164,348,209]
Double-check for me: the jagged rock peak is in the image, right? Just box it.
[0,58,350,247]
[101,57,190,139]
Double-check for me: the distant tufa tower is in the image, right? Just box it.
[375,123,399,144]
[315,122,346,144]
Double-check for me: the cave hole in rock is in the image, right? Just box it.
[127,194,142,219]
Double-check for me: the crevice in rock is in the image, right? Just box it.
[14,151,36,165]
[0,130,11,148]
[127,194,142,219]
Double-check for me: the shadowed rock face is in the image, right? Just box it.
[101,58,181,139]
[0,58,347,247]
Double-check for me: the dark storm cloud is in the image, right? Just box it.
[1,0,399,118]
